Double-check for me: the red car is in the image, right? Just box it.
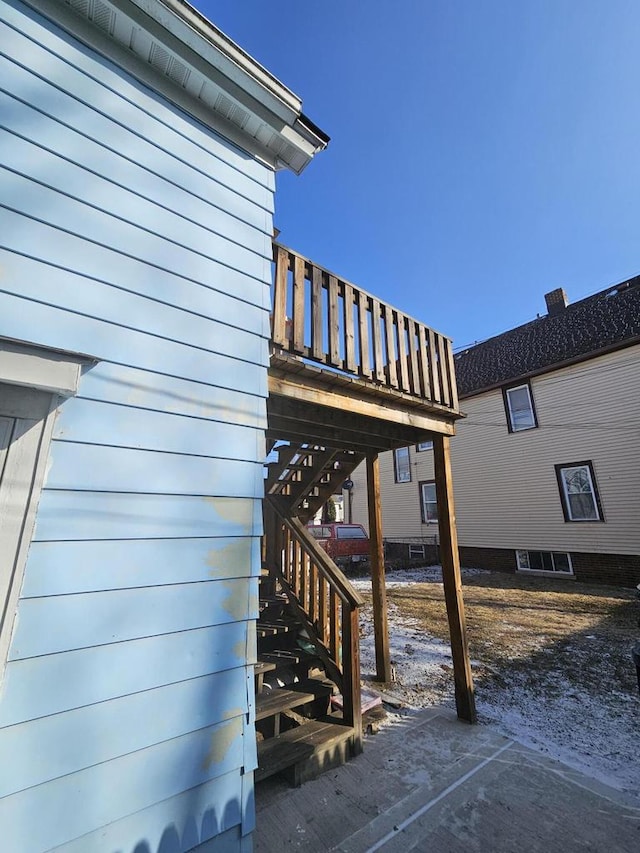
[306,523,370,568]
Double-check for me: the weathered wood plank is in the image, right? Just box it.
[366,453,392,682]
[417,324,432,399]
[427,327,441,403]
[311,264,324,360]
[292,254,306,352]
[407,319,421,397]
[272,246,290,347]
[437,333,451,406]
[383,305,398,388]
[328,275,341,367]
[343,283,357,372]
[445,337,460,410]
[357,291,372,378]
[341,603,362,746]
[433,435,476,723]
[371,299,385,382]
[396,314,411,392]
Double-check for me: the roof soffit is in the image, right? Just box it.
[32,0,328,173]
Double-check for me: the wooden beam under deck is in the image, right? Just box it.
[267,369,457,454]
[269,369,459,435]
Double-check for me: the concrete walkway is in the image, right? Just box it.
[254,707,640,852]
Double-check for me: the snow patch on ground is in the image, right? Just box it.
[354,566,640,799]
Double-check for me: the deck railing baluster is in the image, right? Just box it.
[271,242,459,412]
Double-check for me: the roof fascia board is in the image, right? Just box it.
[129,0,301,121]
[24,0,327,172]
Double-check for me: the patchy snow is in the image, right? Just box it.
[353,566,640,800]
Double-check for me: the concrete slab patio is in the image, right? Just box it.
[254,707,640,852]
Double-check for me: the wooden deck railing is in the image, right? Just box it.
[272,243,459,411]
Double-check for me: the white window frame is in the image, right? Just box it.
[394,446,411,483]
[416,441,433,452]
[516,550,574,575]
[408,544,426,559]
[556,461,603,522]
[420,481,438,524]
[504,383,537,432]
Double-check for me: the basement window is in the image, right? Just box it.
[516,550,573,575]
[409,544,426,559]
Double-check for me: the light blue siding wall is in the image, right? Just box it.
[0,1,272,850]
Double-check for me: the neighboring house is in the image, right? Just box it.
[350,278,640,588]
[0,1,327,851]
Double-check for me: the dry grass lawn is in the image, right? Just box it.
[382,571,638,700]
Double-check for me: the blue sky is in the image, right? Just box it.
[199,1,640,348]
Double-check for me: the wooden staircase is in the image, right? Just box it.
[254,570,361,786]
[256,442,365,786]
[265,442,365,522]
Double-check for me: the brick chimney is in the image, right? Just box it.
[545,288,568,317]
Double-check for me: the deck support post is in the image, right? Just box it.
[366,453,392,683]
[433,435,477,723]
[342,602,363,753]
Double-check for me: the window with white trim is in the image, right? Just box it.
[409,544,425,559]
[555,461,603,522]
[504,383,537,432]
[416,441,433,452]
[393,446,411,483]
[516,550,573,574]
[420,481,438,523]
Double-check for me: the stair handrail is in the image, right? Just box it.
[266,497,364,609]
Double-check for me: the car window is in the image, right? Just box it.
[336,526,367,539]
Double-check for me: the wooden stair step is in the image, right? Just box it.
[255,687,317,721]
[254,661,277,675]
[259,650,315,665]
[257,621,292,637]
[255,718,355,784]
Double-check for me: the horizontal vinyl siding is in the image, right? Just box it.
[351,448,439,539]
[453,346,640,556]
[0,2,271,850]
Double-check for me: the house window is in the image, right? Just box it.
[394,447,411,483]
[555,461,603,522]
[516,550,573,574]
[416,441,433,452]
[420,481,438,523]
[503,383,537,432]
[409,544,425,559]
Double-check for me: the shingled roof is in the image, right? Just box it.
[454,274,640,398]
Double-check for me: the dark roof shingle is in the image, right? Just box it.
[454,275,640,398]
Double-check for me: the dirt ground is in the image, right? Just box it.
[353,567,640,795]
[388,570,638,697]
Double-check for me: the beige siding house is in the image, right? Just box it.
[350,277,640,587]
